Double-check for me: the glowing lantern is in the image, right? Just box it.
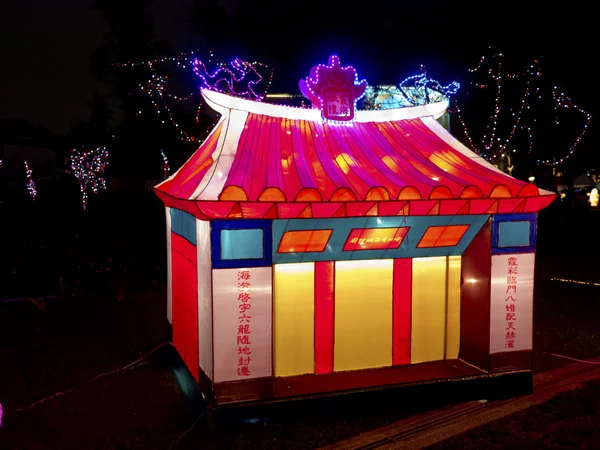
[589,188,599,207]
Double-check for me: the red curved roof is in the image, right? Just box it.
[155,89,556,219]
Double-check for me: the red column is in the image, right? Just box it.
[393,258,412,365]
[314,261,335,374]
[171,233,199,381]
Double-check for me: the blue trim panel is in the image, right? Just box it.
[211,219,272,268]
[272,215,490,263]
[492,213,537,255]
[170,208,197,245]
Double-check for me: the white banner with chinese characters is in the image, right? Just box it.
[212,266,272,383]
[489,253,535,354]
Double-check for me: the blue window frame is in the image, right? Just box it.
[211,220,272,268]
[492,213,536,254]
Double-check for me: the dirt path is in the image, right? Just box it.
[320,356,600,450]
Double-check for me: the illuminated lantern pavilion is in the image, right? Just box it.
[154,55,556,409]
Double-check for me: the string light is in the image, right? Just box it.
[160,149,170,179]
[118,50,274,143]
[24,161,37,200]
[66,146,109,210]
[550,278,600,287]
[193,57,270,100]
[360,65,459,110]
[450,51,592,167]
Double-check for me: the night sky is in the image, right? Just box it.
[0,0,594,164]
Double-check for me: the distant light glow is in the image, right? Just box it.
[24,161,37,200]
[67,146,109,210]
[589,188,599,207]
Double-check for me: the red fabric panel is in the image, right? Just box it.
[158,122,222,199]
[302,121,338,200]
[314,261,335,374]
[403,119,526,196]
[171,233,199,381]
[459,219,492,371]
[393,258,412,365]
[312,202,345,218]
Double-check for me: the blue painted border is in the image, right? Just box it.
[492,213,537,255]
[170,208,197,245]
[272,215,490,263]
[211,219,272,268]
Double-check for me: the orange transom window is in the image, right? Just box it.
[343,227,409,251]
[416,225,469,248]
[277,230,333,253]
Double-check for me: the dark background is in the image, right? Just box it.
[0,0,595,177]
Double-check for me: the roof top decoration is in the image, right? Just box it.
[299,55,367,122]
[193,57,265,100]
[155,55,557,220]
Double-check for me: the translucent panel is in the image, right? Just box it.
[220,229,264,260]
[498,221,531,247]
[273,263,315,376]
[417,225,469,248]
[334,259,393,371]
[277,229,333,253]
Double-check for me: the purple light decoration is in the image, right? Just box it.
[193,58,265,100]
[68,146,109,210]
[24,161,37,200]
[299,55,367,122]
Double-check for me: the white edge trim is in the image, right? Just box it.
[202,89,449,123]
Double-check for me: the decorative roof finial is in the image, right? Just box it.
[299,55,367,122]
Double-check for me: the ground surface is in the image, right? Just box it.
[1,196,600,449]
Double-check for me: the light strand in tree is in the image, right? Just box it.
[450,51,591,167]
[67,146,109,210]
[160,149,170,179]
[541,85,592,166]
[24,161,37,200]
[119,50,273,143]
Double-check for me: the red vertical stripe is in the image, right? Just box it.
[314,261,335,374]
[393,258,412,365]
[171,233,199,381]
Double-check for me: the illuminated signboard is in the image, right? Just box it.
[343,227,409,251]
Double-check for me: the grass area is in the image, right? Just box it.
[427,378,600,449]
[1,201,600,449]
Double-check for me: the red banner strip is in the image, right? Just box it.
[171,233,199,381]
[393,258,412,365]
[314,261,335,374]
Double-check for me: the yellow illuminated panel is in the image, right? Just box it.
[343,227,409,251]
[277,230,333,253]
[334,259,393,371]
[445,255,461,359]
[411,257,447,363]
[416,225,469,248]
[273,263,315,376]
